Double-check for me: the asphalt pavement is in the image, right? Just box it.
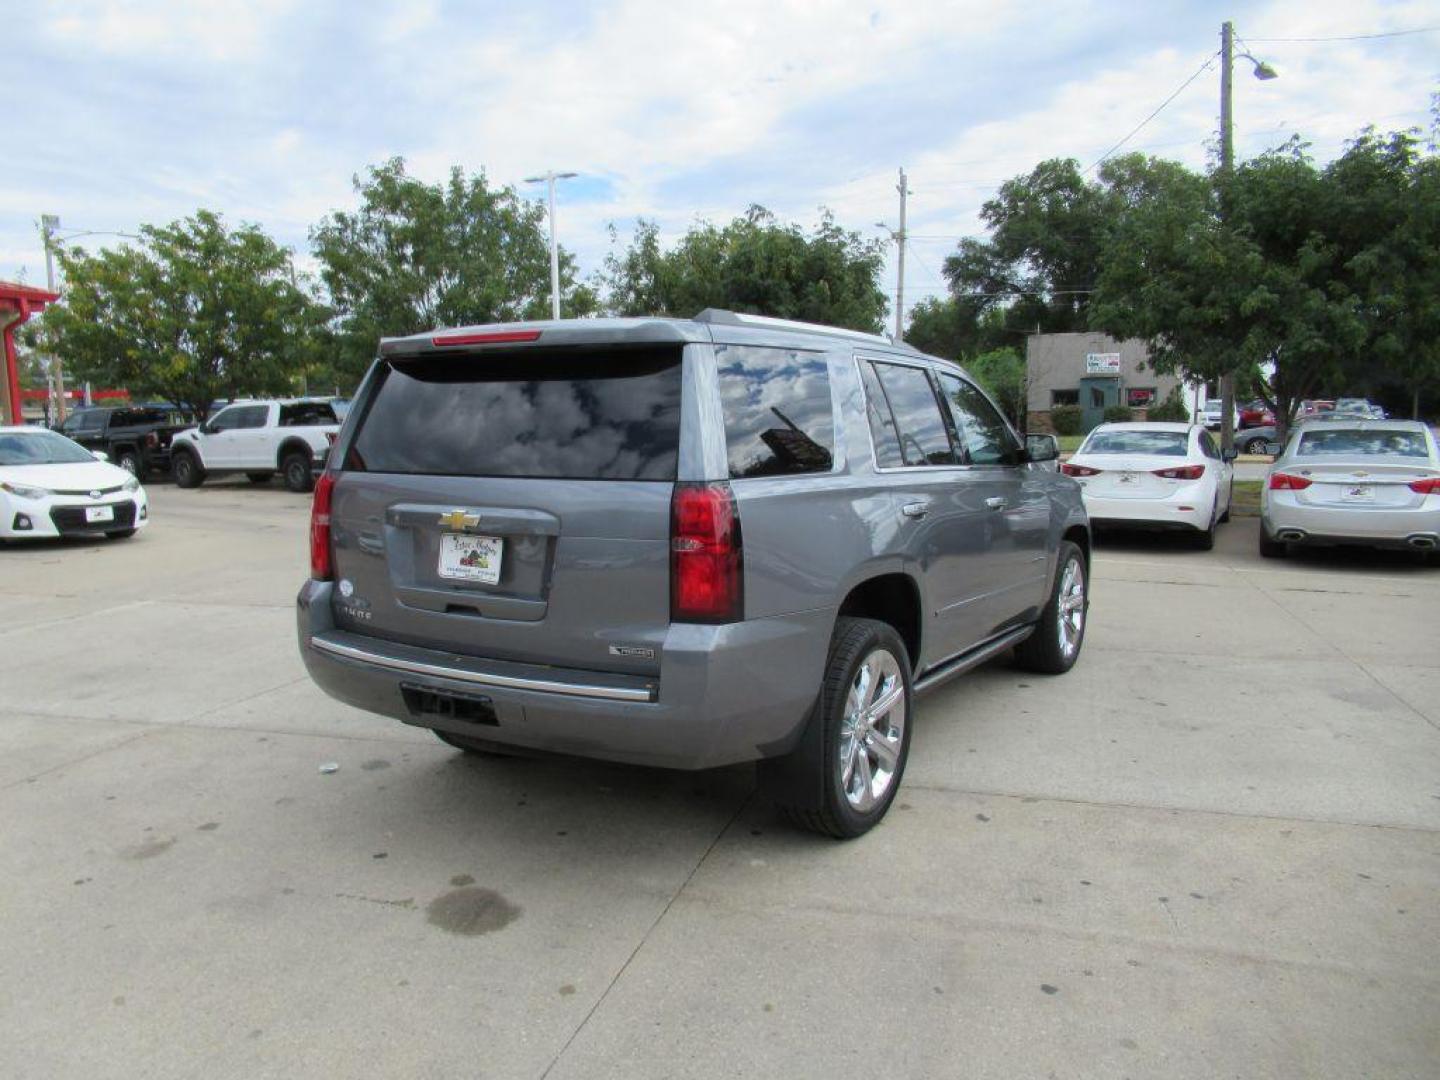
[1,480,1436,1079]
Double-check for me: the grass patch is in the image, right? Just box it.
[1058,435,1085,453]
[1230,479,1262,517]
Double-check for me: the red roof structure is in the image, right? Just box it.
[1,281,59,423]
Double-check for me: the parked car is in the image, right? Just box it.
[1199,400,1223,430]
[1238,400,1275,429]
[1061,422,1235,549]
[296,311,1091,838]
[170,398,341,492]
[0,426,148,541]
[1298,399,1336,418]
[54,404,192,479]
[1259,420,1440,559]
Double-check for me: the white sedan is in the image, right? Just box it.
[1061,422,1235,549]
[0,426,150,541]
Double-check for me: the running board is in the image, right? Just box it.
[913,625,1034,696]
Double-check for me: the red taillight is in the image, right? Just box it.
[1269,473,1312,491]
[1408,477,1440,494]
[670,482,743,623]
[431,329,542,347]
[325,431,337,445]
[1060,463,1101,477]
[1153,464,1205,480]
[310,472,336,580]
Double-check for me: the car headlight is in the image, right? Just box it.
[123,477,141,494]
[0,481,52,500]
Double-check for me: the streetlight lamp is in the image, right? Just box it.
[523,170,578,320]
[1216,21,1277,454]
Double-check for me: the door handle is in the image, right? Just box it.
[901,502,930,520]
[985,497,1007,511]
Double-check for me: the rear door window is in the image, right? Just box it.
[350,347,683,480]
[938,374,1021,466]
[868,361,960,467]
[717,345,834,478]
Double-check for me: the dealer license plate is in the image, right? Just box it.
[438,533,503,584]
[1342,485,1373,502]
[85,505,115,523]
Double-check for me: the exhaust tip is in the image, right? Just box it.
[1406,535,1437,550]
[1277,529,1305,542]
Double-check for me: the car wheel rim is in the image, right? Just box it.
[1057,556,1085,658]
[838,647,905,813]
[288,462,304,485]
[120,457,137,475]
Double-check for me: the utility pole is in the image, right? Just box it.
[523,170,578,320]
[895,168,910,341]
[1217,21,1236,454]
[40,214,66,423]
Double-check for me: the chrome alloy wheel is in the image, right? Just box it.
[838,647,906,812]
[1057,556,1086,659]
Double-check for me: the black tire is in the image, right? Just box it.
[1192,502,1217,550]
[1219,480,1233,524]
[1014,540,1088,675]
[761,616,913,839]
[246,472,274,484]
[172,449,205,488]
[432,729,527,758]
[105,529,138,540]
[282,451,314,493]
[116,450,143,479]
[1258,529,1287,559]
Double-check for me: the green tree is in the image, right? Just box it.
[964,346,1028,429]
[39,210,325,420]
[311,159,595,382]
[601,207,888,332]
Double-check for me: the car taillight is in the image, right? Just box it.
[1269,473,1312,490]
[310,472,336,580]
[1060,463,1100,477]
[325,431,337,445]
[1408,477,1440,494]
[431,329,542,346]
[670,481,743,623]
[1153,464,1205,480]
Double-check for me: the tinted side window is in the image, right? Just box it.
[717,345,833,478]
[872,362,959,466]
[1198,430,1220,459]
[208,407,245,432]
[280,402,338,427]
[350,348,683,480]
[858,362,905,468]
[939,374,1020,466]
[238,406,271,429]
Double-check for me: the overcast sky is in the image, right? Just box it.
[3,0,1436,327]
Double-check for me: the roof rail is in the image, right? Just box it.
[693,308,905,349]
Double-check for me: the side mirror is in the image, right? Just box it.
[1222,448,1238,462]
[199,422,214,436]
[1026,434,1060,463]
[1263,441,1284,456]
[92,450,109,462]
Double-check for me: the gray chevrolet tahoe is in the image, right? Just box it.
[297,310,1089,837]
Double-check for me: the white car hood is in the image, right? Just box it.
[0,460,134,491]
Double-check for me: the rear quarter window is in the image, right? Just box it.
[349,347,683,480]
[717,345,834,478]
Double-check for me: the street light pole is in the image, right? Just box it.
[40,214,66,423]
[523,170,578,320]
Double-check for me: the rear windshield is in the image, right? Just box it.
[1296,428,1428,459]
[1082,430,1189,456]
[717,345,834,478]
[348,348,683,480]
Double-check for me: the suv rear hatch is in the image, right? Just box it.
[327,343,685,678]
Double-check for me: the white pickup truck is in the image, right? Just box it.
[170,398,343,492]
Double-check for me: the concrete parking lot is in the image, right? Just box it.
[2,481,1437,1079]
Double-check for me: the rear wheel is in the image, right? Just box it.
[763,616,912,839]
[1193,502,1217,550]
[246,472,274,484]
[1258,528,1287,558]
[1015,540,1087,674]
[282,451,313,493]
[1241,436,1268,455]
[172,449,205,488]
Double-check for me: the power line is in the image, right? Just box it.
[1086,50,1220,173]
[1246,26,1438,43]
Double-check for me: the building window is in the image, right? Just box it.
[1127,387,1156,407]
[1051,389,1079,407]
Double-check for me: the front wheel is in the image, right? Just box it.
[116,450,142,478]
[172,450,205,488]
[762,616,913,839]
[1015,540,1088,674]
[282,452,314,493]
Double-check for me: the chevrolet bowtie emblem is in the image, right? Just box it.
[439,509,480,530]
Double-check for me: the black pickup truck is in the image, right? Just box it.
[55,405,194,479]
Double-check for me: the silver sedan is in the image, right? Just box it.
[1260,420,1440,559]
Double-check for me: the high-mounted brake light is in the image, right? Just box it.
[670,482,743,623]
[1408,477,1440,494]
[431,330,542,347]
[1269,473,1312,491]
[310,472,336,580]
[1153,464,1206,480]
[1060,463,1101,477]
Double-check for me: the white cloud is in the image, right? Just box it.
[42,0,299,62]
